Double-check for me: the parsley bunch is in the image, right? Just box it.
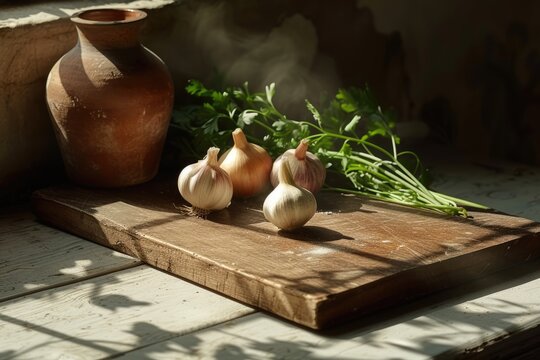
[170,80,487,217]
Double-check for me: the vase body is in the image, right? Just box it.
[46,9,174,187]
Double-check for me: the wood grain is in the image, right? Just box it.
[0,211,139,302]
[32,178,540,329]
[0,266,253,359]
[113,267,540,359]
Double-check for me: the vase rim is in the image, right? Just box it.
[71,8,147,26]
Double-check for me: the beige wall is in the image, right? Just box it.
[1,20,70,198]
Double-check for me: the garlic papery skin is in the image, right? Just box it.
[270,139,326,193]
[219,128,272,198]
[178,147,233,215]
[263,160,317,231]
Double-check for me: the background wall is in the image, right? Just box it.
[2,0,539,201]
[357,0,540,162]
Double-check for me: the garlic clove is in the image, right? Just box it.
[263,160,317,231]
[270,139,326,193]
[219,128,272,198]
[178,147,233,216]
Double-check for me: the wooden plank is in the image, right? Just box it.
[429,160,540,221]
[0,266,253,359]
[32,178,540,329]
[0,211,140,302]
[114,266,540,359]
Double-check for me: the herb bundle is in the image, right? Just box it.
[170,80,486,217]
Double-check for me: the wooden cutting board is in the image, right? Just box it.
[32,177,540,329]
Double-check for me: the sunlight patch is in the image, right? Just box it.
[59,259,93,275]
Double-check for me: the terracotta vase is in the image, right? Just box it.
[46,9,174,187]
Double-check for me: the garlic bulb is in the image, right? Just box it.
[270,139,326,193]
[263,160,317,231]
[219,128,272,198]
[178,147,233,215]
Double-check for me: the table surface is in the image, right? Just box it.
[2,158,540,359]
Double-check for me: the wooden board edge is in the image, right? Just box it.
[31,192,323,329]
[315,232,540,329]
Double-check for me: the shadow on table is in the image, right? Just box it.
[113,260,540,359]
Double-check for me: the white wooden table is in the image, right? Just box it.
[2,159,540,359]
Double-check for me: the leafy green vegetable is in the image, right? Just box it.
[170,80,487,217]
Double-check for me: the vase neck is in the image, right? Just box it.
[71,9,146,50]
[75,23,143,50]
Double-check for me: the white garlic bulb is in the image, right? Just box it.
[178,147,233,215]
[270,139,326,193]
[219,128,272,198]
[263,160,317,231]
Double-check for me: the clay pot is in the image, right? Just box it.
[46,9,174,187]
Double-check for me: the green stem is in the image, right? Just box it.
[431,191,490,210]
[252,118,276,134]
[324,186,467,216]
[349,151,424,191]
[327,151,431,203]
